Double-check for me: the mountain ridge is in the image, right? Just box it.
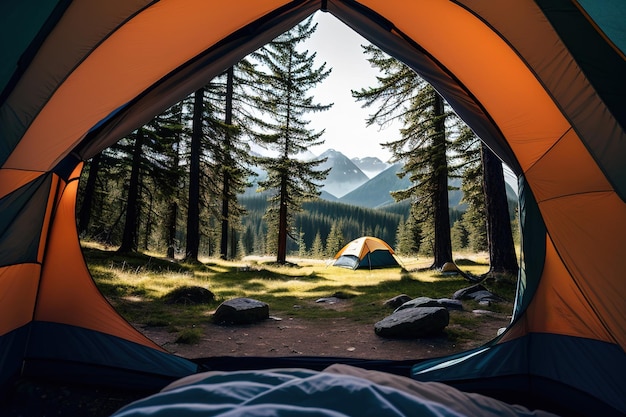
[243,148,517,211]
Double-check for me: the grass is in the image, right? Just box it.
[83,243,515,346]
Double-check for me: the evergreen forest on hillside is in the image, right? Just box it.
[76,17,519,279]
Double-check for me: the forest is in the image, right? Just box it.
[76,17,519,279]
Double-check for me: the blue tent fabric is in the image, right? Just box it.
[412,334,626,417]
[18,322,198,390]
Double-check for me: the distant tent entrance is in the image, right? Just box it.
[333,237,399,270]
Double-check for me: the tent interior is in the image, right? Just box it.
[1,1,624,416]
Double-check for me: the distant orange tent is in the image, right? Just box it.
[333,236,399,269]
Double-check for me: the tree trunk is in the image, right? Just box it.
[185,88,203,262]
[142,188,154,251]
[118,130,143,253]
[220,67,234,260]
[77,152,101,236]
[166,117,181,259]
[166,201,177,259]
[277,173,288,263]
[482,143,519,280]
[431,93,453,269]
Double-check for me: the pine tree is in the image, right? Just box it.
[209,66,256,259]
[457,126,488,252]
[184,88,204,262]
[296,228,307,258]
[457,125,518,279]
[310,231,324,259]
[86,145,129,245]
[481,143,518,281]
[77,153,101,237]
[352,45,454,269]
[160,102,185,258]
[451,219,469,251]
[325,221,345,258]
[396,213,421,256]
[115,103,184,254]
[248,17,332,264]
[182,62,255,261]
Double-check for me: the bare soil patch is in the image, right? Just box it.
[139,305,511,361]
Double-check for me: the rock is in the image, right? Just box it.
[213,297,269,324]
[453,284,489,300]
[394,296,441,312]
[384,294,412,309]
[453,284,503,304]
[393,296,463,312]
[470,290,496,301]
[374,307,449,338]
[163,286,214,305]
[437,298,463,310]
[316,297,339,304]
[472,309,503,318]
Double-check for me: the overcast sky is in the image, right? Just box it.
[304,12,399,162]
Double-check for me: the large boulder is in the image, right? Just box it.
[213,297,269,325]
[374,307,449,338]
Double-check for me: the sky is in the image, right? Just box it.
[303,12,399,162]
[301,14,518,190]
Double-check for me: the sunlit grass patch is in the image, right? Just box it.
[175,327,203,344]
[84,245,514,337]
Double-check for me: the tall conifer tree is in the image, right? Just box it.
[353,45,454,269]
[457,125,519,280]
[248,17,332,264]
[116,105,184,254]
[184,88,204,262]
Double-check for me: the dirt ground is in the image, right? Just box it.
[142,308,509,361]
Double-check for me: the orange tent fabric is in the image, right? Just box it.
[1,1,624,414]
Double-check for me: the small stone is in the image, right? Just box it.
[437,298,463,310]
[384,294,413,309]
[316,297,338,304]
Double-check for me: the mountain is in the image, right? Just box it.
[339,163,409,208]
[319,189,339,201]
[351,156,389,178]
[241,149,516,215]
[242,149,368,198]
[338,163,469,211]
[316,149,369,198]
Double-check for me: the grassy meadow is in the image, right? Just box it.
[83,242,516,347]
